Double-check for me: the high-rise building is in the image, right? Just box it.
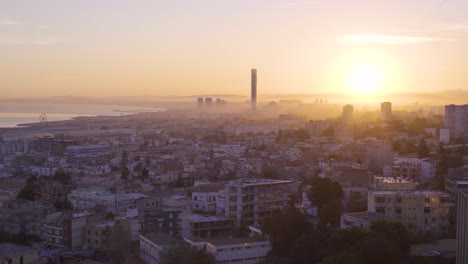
[445,104,468,139]
[197,97,204,109]
[456,187,468,264]
[251,69,257,111]
[341,104,354,124]
[205,97,213,107]
[381,102,392,121]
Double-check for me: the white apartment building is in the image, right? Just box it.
[139,233,180,264]
[368,190,451,232]
[192,192,218,214]
[392,156,436,184]
[65,143,110,159]
[185,236,271,264]
[68,189,149,212]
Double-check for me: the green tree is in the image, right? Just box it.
[121,167,130,180]
[437,143,448,190]
[17,176,36,201]
[141,167,149,180]
[308,177,343,226]
[53,198,73,211]
[369,220,410,258]
[417,138,430,158]
[262,207,309,258]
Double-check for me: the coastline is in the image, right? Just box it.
[0,102,165,128]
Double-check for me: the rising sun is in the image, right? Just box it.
[348,62,384,94]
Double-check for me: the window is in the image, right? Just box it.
[424,207,430,213]
[376,197,386,203]
[376,207,385,214]
[425,197,430,203]
[396,197,402,203]
[395,207,401,214]
[440,197,450,203]
[432,217,436,223]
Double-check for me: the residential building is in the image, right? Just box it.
[392,156,436,184]
[445,104,468,139]
[368,190,451,232]
[65,143,110,160]
[381,102,392,121]
[224,178,292,227]
[185,236,271,264]
[191,214,235,239]
[43,211,88,250]
[139,208,191,238]
[139,233,180,264]
[0,243,39,264]
[372,176,418,191]
[341,211,395,229]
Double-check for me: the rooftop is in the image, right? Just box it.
[191,214,234,223]
[343,211,394,222]
[226,178,292,187]
[185,236,269,246]
[371,190,449,196]
[375,177,414,184]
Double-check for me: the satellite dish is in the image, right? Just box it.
[39,113,48,123]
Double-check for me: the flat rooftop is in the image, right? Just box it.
[191,214,234,223]
[371,190,449,195]
[185,236,269,246]
[226,178,292,187]
[343,211,393,222]
[375,177,415,184]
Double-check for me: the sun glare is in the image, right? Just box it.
[348,62,384,94]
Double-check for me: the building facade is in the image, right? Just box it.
[368,190,451,232]
[445,104,468,139]
[223,179,292,227]
[456,188,468,264]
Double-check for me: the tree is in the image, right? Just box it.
[53,198,73,211]
[262,207,309,258]
[17,176,36,201]
[437,143,448,190]
[369,220,410,258]
[121,167,130,180]
[141,167,149,180]
[308,177,343,226]
[417,138,430,158]
[53,169,72,185]
[121,150,129,167]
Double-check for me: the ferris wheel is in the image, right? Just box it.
[39,113,48,123]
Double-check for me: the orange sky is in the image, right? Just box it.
[1,0,468,98]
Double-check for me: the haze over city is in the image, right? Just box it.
[1,0,468,98]
[2,1,468,264]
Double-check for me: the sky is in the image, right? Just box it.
[1,0,468,98]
